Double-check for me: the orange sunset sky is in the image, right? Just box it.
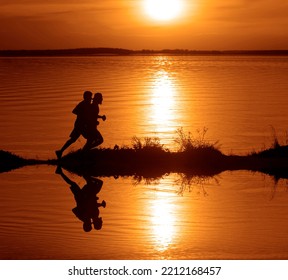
[0,0,288,50]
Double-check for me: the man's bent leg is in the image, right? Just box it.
[56,137,77,159]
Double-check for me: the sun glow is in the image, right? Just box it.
[143,0,184,21]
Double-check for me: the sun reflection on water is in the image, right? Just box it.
[150,192,177,252]
[149,70,178,136]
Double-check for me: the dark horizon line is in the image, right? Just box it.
[1,47,288,57]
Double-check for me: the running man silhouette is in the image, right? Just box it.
[55,91,92,159]
[83,92,106,151]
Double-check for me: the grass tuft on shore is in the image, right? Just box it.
[174,127,221,153]
[131,136,166,152]
[0,150,27,173]
[251,128,288,158]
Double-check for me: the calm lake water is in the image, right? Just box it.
[1,55,288,259]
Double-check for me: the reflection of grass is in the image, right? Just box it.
[175,172,220,196]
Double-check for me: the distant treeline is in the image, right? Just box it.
[1,48,288,57]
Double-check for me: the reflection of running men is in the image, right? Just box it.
[56,91,92,159]
[55,166,106,232]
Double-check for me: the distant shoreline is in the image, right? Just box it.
[1,48,288,57]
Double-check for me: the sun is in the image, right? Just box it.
[144,0,184,22]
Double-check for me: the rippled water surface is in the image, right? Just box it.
[1,55,288,259]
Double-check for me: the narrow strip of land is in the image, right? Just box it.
[2,144,288,180]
